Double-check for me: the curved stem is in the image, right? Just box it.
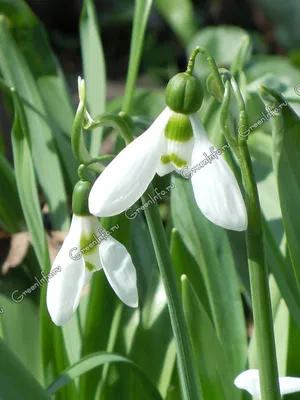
[120,115,201,398]
[77,156,116,181]
[86,113,133,144]
[72,79,103,173]
[142,186,202,400]
[196,47,224,98]
[218,69,280,399]
[238,140,280,400]
[230,76,249,142]
[186,48,200,75]
[72,79,131,172]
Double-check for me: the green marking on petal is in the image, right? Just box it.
[164,113,193,142]
[85,261,96,271]
[80,234,98,255]
[161,153,188,167]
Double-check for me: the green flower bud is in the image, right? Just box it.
[165,72,203,115]
[72,180,92,216]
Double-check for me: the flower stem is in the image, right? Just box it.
[229,71,281,400]
[142,186,202,400]
[238,141,281,400]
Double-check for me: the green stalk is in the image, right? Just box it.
[238,140,280,400]
[225,73,281,400]
[142,186,202,400]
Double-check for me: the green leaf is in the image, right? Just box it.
[0,272,42,384]
[128,217,175,399]
[40,288,77,400]
[80,0,106,157]
[182,276,239,400]
[122,0,153,114]
[170,228,210,317]
[263,218,300,332]
[0,337,50,400]
[248,275,282,371]
[250,147,300,334]
[96,214,172,400]
[230,34,252,77]
[0,153,24,233]
[10,88,49,270]
[248,131,273,168]
[154,0,197,44]
[259,87,300,289]
[10,89,75,400]
[37,76,78,192]
[171,175,247,383]
[285,312,300,400]
[47,352,163,400]
[0,15,69,231]
[0,0,78,191]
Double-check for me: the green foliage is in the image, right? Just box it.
[0,0,300,399]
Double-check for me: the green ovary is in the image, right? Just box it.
[161,153,187,167]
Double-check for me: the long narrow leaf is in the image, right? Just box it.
[10,88,49,270]
[0,0,77,191]
[154,0,196,44]
[0,338,50,400]
[0,16,69,231]
[47,352,163,400]
[259,87,300,288]
[171,175,247,384]
[0,153,24,233]
[122,0,153,114]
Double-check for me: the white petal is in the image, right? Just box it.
[99,236,138,308]
[156,135,174,176]
[234,369,300,398]
[234,370,261,397]
[46,215,86,326]
[278,376,300,395]
[88,107,172,217]
[156,161,174,177]
[164,136,194,172]
[79,215,104,270]
[189,114,248,231]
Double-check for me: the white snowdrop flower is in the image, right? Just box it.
[47,181,138,326]
[234,369,300,398]
[89,71,247,231]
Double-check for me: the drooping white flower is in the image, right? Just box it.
[47,213,138,326]
[234,369,300,398]
[88,104,247,231]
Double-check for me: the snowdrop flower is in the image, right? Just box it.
[234,369,300,398]
[47,181,138,326]
[89,71,247,231]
